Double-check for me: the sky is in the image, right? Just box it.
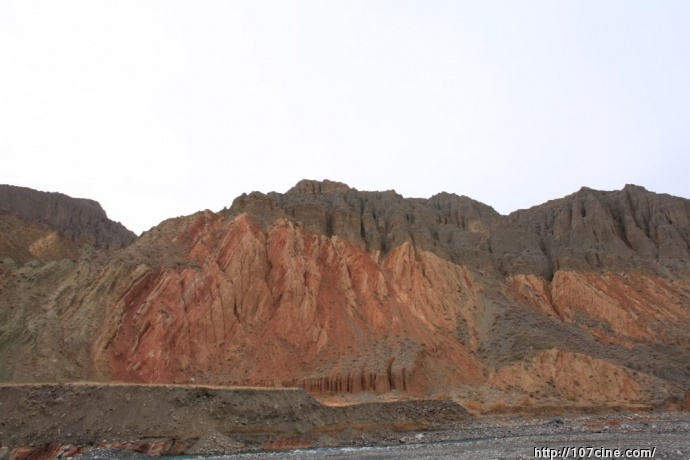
[2,1,689,235]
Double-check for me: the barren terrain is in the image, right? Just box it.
[2,383,689,459]
[2,181,690,457]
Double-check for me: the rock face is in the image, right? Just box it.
[230,179,550,277]
[0,184,136,254]
[94,213,484,395]
[509,184,690,274]
[1,180,689,410]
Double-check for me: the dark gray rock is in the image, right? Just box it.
[509,184,690,274]
[229,180,690,278]
[229,179,552,277]
[0,184,136,249]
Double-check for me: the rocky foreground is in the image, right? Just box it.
[2,383,689,459]
[0,382,467,457]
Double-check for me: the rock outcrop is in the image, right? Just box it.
[0,184,136,252]
[230,180,551,277]
[1,180,689,410]
[509,184,690,274]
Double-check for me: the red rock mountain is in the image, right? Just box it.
[1,180,689,410]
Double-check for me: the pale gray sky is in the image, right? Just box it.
[2,1,689,234]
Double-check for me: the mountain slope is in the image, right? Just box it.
[0,181,688,410]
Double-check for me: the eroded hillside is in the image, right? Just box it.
[1,181,689,410]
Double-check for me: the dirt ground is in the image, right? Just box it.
[1,383,689,459]
[0,382,468,457]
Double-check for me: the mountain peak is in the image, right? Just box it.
[286,179,352,195]
[622,183,649,193]
[0,184,136,249]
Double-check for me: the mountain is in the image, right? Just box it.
[1,180,688,411]
[0,184,136,264]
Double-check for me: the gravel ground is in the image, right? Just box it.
[78,412,690,460]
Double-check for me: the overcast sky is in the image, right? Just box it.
[2,1,689,234]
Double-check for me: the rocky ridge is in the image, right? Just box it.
[509,184,690,274]
[0,184,136,259]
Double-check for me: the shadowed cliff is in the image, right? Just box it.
[0,184,136,264]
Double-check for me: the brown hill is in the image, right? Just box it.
[0,180,689,411]
[510,184,690,273]
[0,184,136,264]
